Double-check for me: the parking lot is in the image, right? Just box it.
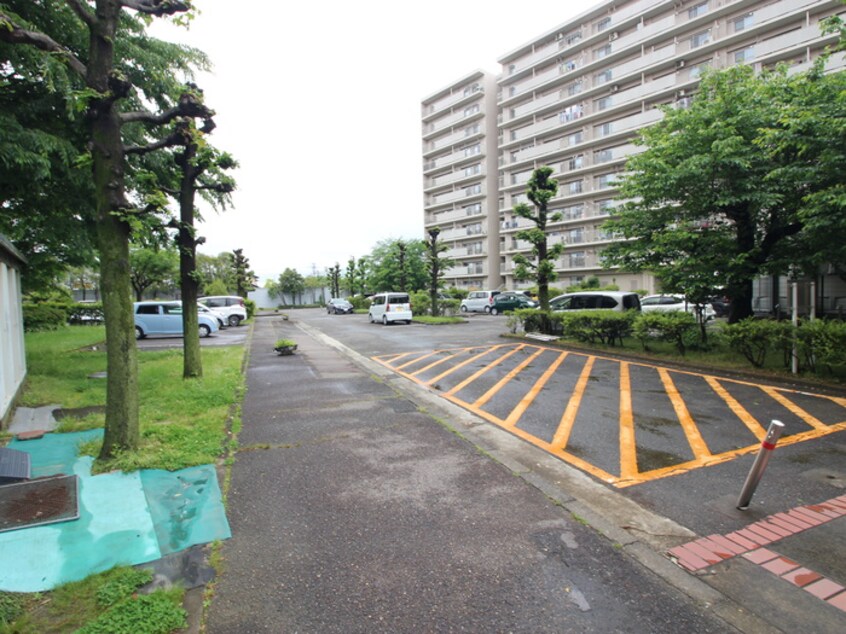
[135,322,249,350]
[372,342,846,487]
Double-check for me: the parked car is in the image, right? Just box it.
[640,294,715,320]
[134,301,219,339]
[490,293,537,315]
[368,292,412,325]
[198,295,247,326]
[198,302,226,328]
[460,290,501,313]
[327,298,354,314]
[550,291,641,312]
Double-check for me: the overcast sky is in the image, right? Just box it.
[152,0,598,284]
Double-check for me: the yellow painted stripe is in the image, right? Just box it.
[410,351,461,377]
[705,376,766,441]
[433,344,519,391]
[397,350,442,371]
[658,368,712,460]
[616,420,846,488]
[473,347,546,409]
[550,356,595,451]
[619,362,638,480]
[760,386,827,430]
[503,351,569,428]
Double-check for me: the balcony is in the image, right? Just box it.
[423,86,483,120]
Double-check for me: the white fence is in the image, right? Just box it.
[0,236,26,426]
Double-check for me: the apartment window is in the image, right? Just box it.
[568,130,583,146]
[464,144,481,157]
[691,30,711,49]
[595,148,613,163]
[466,261,483,274]
[561,58,578,73]
[597,199,614,215]
[509,64,516,74]
[568,251,586,267]
[689,62,710,79]
[597,122,613,137]
[562,204,584,220]
[464,163,480,177]
[559,104,583,122]
[734,46,755,64]
[567,180,583,195]
[567,80,583,96]
[595,69,612,85]
[464,123,479,136]
[594,44,612,60]
[596,17,611,33]
[466,241,483,255]
[567,154,584,171]
[596,173,616,189]
[596,96,613,111]
[465,222,482,235]
[564,30,582,46]
[566,228,584,244]
[688,2,708,20]
[464,104,480,117]
[509,85,518,96]
[463,83,480,96]
[464,183,481,196]
[735,13,754,33]
[464,203,481,216]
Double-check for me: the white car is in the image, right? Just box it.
[640,295,715,320]
[134,301,219,339]
[368,292,412,325]
[198,295,247,326]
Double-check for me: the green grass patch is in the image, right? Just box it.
[413,315,465,325]
[1,566,184,634]
[19,326,245,472]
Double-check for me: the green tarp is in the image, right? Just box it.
[0,431,230,592]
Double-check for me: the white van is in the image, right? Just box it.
[460,290,501,313]
[368,292,412,325]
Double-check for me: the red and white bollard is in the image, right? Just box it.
[737,420,785,510]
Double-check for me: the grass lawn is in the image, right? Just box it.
[1,325,246,633]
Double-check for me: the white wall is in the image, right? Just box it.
[0,237,26,426]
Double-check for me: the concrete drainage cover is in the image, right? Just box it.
[0,475,79,533]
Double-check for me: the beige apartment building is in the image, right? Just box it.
[421,0,844,297]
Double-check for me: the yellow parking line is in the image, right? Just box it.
[760,386,827,430]
[431,344,518,390]
[550,356,595,451]
[706,377,767,441]
[503,351,569,428]
[658,369,712,460]
[619,362,638,480]
[473,347,546,409]
[409,351,462,377]
[397,350,443,371]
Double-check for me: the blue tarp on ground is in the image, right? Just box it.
[0,431,230,592]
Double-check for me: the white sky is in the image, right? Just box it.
[152,0,598,284]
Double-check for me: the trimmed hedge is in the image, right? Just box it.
[23,302,70,331]
[633,311,698,356]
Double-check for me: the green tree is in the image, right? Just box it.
[425,227,453,316]
[367,238,426,292]
[601,65,846,322]
[356,257,369,296]
[129,246,177,301]
[196,252,236,294]
[512,166,563,311]
[231,248,256,298]
[328,263,341,298]
[276,268,305,306]
[1,1,212,458]
[344,257,357,296]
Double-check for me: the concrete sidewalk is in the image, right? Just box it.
[203,315,844,632]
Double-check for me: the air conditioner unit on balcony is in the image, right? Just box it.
[610,84,620,93]
[678,89,686,98]
[610,31,619,41]
[676,59,686,68]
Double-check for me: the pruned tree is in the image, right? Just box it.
[344,257,357,297]
[512,166,563,311]
[425,227,453,316]
[329,263,341,298]
[232,248,255,298]
[0,0,215,458]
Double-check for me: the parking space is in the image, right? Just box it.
[373,343,846,488]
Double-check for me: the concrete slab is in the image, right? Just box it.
[9,405,60,433]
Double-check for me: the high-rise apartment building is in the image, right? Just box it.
[422,0,844,295]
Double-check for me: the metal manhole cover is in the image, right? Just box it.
[0,475,79,533]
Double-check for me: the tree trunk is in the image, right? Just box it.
[728,279,754,323]
[178,140,202,379]
[91,1,139,459]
